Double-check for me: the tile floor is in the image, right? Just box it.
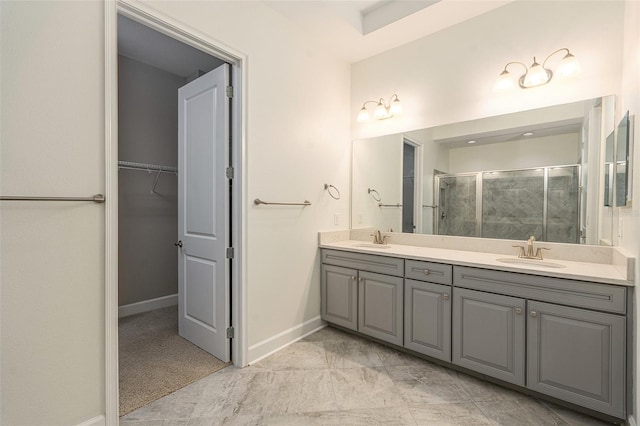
[121,326,617,425]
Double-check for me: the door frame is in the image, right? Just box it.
[104,1,248,422]
[402,136,423,233]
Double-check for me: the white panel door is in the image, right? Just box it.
[177,63,230,362]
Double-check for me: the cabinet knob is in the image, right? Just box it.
[358,277,363,282]
[442,293,449,300]
[514,307,522,315]
[351,276,356,281]
[423,269,430,275]
[530,310,538,317]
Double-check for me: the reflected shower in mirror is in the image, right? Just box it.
[615,111,630,207]
[351,96,616,245]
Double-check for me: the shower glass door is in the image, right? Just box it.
[482,169,544,241]
[436,174,478,237]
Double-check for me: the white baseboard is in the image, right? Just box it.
[118,293,178,318]
[76,415,105,426]
[629,415,637,426]
[248,316,326,364]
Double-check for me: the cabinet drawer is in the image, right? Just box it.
[454,266,626,314]
[405,260,452,285]
[322,249,404,277]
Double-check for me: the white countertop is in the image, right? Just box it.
[320,240,632,286]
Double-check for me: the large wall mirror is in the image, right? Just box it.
[352,96,616,245]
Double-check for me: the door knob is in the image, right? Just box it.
[174,240,183,247]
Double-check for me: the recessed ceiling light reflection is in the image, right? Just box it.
[523,132,534,137]
[467,140,477,144]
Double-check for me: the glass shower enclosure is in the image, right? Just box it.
[435,165,580,243]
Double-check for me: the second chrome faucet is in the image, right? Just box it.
[370,230,389,245]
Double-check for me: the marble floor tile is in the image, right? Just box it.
[387,364,470,405]
[123,326,616,426]
[324,340,384,369]
[409,402,493,425]
[301,326,365,343]
[121,398,197,421]
[330,366,406,410]
[375,344,434,368]
[264,369,337,415]
[190,371,270,418]
[446,369,529,403]
[475,398,569,426]
[120,420,189,426]
[540,401,615,426]
[187,415,265,425]
[264,407,417,425]
[253,341,328,371]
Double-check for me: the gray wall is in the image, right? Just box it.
[118,55,185,306]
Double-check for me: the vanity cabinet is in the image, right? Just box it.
[454,266,626,418]
[404,259,453,362]
[321,264,358,331]
[358,271,403,346]
[527,300,625,417]
[452,287,526,386]
[321,249,404,345]
[320,248,628,419]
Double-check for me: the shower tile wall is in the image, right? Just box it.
[547,166,579,243]
[438,175,477,237]
[482,169,544,241]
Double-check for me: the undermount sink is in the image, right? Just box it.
[353,243,392,249]
[496,257,566,269]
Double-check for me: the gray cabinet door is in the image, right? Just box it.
[358,271,404,346]
[321,264,358,331]
[453,288,526,386]
[527,301,625,418]
[404,279,451,362]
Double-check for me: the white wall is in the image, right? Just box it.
[446,133,580,174]
[351,1,624,140]
[1,1,351,424]
[138,1,352,359]
[0,2,105,425]
[620,0,640,422]
[352,134,403,231]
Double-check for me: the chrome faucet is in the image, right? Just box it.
[513,236,550,260]
[370,230,389,245]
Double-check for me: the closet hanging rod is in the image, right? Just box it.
[254,198,311,206]
[118,160,178,173]
[0,194,105,203]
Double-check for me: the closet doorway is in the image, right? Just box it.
[113,11,242,416]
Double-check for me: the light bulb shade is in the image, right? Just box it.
[558,53,581,77]
[522,62,551,88]
[389,98,402,115]
[494,70,514,91]
[374,102,388,118]
[357,107,370,122]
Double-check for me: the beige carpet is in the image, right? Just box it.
[119,305,230,416]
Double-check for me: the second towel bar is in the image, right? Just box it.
[254,198,311,206]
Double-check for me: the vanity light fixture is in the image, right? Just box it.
[494,48,581,90]
[357,94,402,122]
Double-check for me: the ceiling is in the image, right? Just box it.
[117,1,515,75]
[263,0,514,62]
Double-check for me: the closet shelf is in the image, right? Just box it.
[118,160,178,174]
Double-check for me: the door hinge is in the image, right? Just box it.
[226,327,234,339]
[226,86,234,98]
[226,247,235,259]
[226,167,234,179]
